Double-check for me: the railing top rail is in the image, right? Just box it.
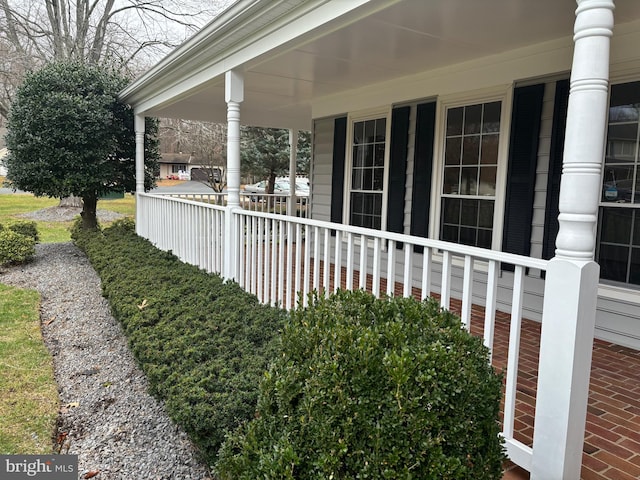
[140,191,227,212]
[233,208,548,270]
[149,191,302,198]
[139,192,548,271]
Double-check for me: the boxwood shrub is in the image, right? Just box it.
[4,219,39,242]
[0,228,36,266]
[73,219,287,466]
[216,289,505,479]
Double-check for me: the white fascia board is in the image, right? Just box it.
[120,0,401,115]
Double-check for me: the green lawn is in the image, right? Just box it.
[0,193,136,243]
[0,284,58,454]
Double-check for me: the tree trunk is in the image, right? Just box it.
[267,172,277,194]
[80,195,98,229]
[59,195,83,207]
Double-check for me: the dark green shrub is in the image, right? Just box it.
[0,229,36,265]
[216,290,505,479]
[73,222,286,466]
[4,219,39,242]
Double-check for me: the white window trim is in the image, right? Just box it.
[429,86,514,250]
[343,106,393,231]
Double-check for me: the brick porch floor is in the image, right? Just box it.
[463,303,640,480]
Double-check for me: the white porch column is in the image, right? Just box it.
[135,114,145,194]
[225,70,244,208]
[224,70,244,280]
[288,129,298,214]
[134,114,145,235]
[531,1,613,479]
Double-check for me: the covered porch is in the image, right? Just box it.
[120,0,640,477]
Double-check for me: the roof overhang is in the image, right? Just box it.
[119,0,640,130]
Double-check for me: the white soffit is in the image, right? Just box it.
[121,0,640,129]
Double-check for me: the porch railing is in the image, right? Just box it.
[137,192,548,473]
[155,191,310,217]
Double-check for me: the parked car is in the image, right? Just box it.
[244,177,309,197]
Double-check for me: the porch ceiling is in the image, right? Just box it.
[120,0,640,130]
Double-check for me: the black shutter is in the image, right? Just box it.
[387,106,411,237]
[502,84,545,267]
[410,101,437,252]
[330,116,347,225]
[542,79,570,260]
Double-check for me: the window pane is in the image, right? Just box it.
[460,198,478,226]
[606,124,637,163]
[602,165,635,203]
[483,102,501,133]
[630,248,640,285]
[481,134,499,165]
[443,167,460,194]
[477,229,493,249]
[354,122,364,144]
[352,192,363,212]
[479,166,497,196]
[352,168,363,190]
[478,200,494,228]
[462,136,480,165]
[459,227,476,246]
[460,167,478,195]
[353,146,363,167]
[599,244,630,283]
[464,104,482,135]
[363,145,374,167]
[445,137,462,165]
[600,207,632,244]
[376,118,386,141]
[442,198,461,224]
[373,167,384,190]
[363,169,373,190]
[447,107,463,136]
[374,143,385,166]
[609,81,640,119]
[364,120,375,143]
[442,225,459,243]
[633,211,640,246]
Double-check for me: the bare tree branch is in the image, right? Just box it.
[0,0,235,122]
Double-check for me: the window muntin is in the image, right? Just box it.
[349,117,387,230]
[598,81,640,286]
[440,101,501,249]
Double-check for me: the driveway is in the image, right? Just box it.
[151,181,218,194]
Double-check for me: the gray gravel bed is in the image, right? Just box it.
[0,242,212,479]
[18,206,125,223]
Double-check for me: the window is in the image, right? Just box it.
[348,116,388,229]
[172,164,187,173]
[597,81,640,286]
[440,101,501,248]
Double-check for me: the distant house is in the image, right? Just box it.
[159,152,194,179]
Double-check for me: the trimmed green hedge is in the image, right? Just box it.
[4,219,39,242]
[75,219,504,476]
[73,219,287,466]
[0,228,36,266]
[216,290,506,479]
